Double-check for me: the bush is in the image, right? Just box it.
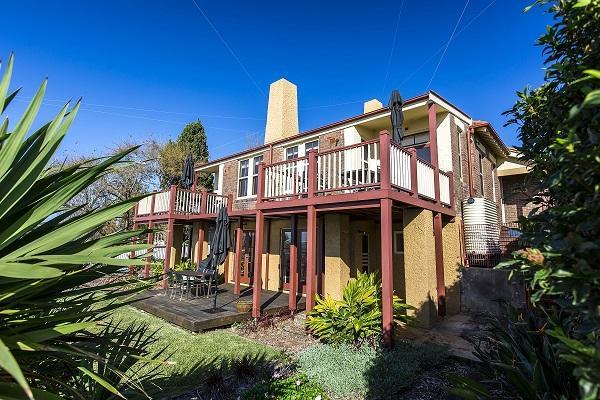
[296,342,447,399]
[305,272,415,344]
[241,374,329,400]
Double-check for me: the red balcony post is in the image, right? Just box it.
[409,148,418,197]
[380,198,394,347]
[308,150,317,198]
[252,210,265,318]
[233,218,243,295]
[447,171,455,209]
[379,130,391,191]
[197,223,205,262]
[200,189,208,214]
[306,205,317,311]
[227,194,233,212]
[428,101,441,204]
[144,222,154,278]
[163,218,174,289]
[257,163,265,203]
[169,185,177,216]
[434,212,446,316]
[150,192,156,217]
[288,214,298,311]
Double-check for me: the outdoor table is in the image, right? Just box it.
[178,270,213,299]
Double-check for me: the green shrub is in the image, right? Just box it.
[305,272,415,344]
[296,342,447,399]
[241,374,329,400]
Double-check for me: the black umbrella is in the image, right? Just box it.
[181,153,194,189]
[198,206,231,308]
[389,90,404,143]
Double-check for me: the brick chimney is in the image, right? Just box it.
[264,78,299,144]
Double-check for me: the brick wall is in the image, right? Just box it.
[500,174,537,223]
[318,130,344,151]
[449,116,469,211]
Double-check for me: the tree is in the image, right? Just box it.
[0,54,165,399]
[178,121,213,190]
[158,139,186,188]
[453,2,600,399]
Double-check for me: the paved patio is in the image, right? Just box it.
[133,283,305,332]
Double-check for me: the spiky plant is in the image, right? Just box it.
[0,53,164,399]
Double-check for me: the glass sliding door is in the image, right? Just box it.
[280,228,307,292]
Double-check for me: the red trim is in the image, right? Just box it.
[197,223,205,263]
[233,218,243,295]
[379,131,391,191]
[288,215,298,311]
[305,205,317,311]
[163,218,174,289]
[380,198,394,347]
[433,212,446,316]
[428,102,441,205]
[144,221,154,278]
[252,210,264,318]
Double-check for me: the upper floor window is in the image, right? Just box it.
[252,155,263,196]
[402,132,430,162]
[479,153,485,195]
[238,155,263,198]
[305,140,319,153]
[286,146,299,160]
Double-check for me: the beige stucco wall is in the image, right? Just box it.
[403,208,438,328]
[323,214,352,300]
[442,217,462,314]
[169,224,184,269]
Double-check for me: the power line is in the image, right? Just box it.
[426,0,471,90]
[380,0,405,98]
[191,0,266,98]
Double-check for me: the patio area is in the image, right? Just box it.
[133,283,305,332]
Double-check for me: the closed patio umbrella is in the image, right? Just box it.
[181,153,194,189]
[389,90,404,143]
[198,206,231,308]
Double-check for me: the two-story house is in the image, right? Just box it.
[133,78,530,340]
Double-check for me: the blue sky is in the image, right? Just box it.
[1,1,550,160]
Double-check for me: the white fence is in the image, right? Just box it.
[439,172,451,205]
[317,141,380,192]
[205,194,228,214]
[389,145,412,191]
[416,160,435,199]
[174,189,201,214]
[264,157,309,198]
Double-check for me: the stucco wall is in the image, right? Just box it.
[322,214,352,300]
[442,217,462,314]
[402,208,438,328]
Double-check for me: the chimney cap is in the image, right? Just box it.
[364,99,383,113]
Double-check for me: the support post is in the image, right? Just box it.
[447,171,455,210]
[169,185,177,215]
[200,189,208,214]
[428,101,441,204]
[379,130,391,191]
[306,205,317,311]
[433,212,446,316]
[233,218,243,295]
[289,214,298,311]
[163,218,175,289]
[227,194,233,213]
[257,163,265,203]
[144,222,154,278]
[252,211,265,318]
[308,150,317,198]
[380,198,395,347]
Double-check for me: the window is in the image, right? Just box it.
[361,234,369,273]
[238,159,249,197]
[478,153,485,195]
[402,132,430,162]
[457,127,463,181]
[238,155,264,198]
[305,140,319,153]
[252,155,263,196]
[393,231,404,254]
[286,146,299,160]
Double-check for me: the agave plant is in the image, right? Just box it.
[305,272,415,345]
[0,53,164,399]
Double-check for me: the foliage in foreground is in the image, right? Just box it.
[454,1,600,399]
[241,374,328,400]
[305,272,415,345]
[0,54,164,399]
[296,342,447,399]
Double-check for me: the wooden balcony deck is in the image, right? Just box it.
[133,131,455,223]
[133,284,305,332]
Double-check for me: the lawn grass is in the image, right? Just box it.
[106,305,284,398]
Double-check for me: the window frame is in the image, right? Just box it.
[478,152,485,195]
[285,146,299,160]
[393,231,404,255]
[237,155,263,199]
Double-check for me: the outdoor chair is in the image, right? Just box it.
[196,268,216,298]
[172,272,186,301]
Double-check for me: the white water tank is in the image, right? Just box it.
[463,197,500,255]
